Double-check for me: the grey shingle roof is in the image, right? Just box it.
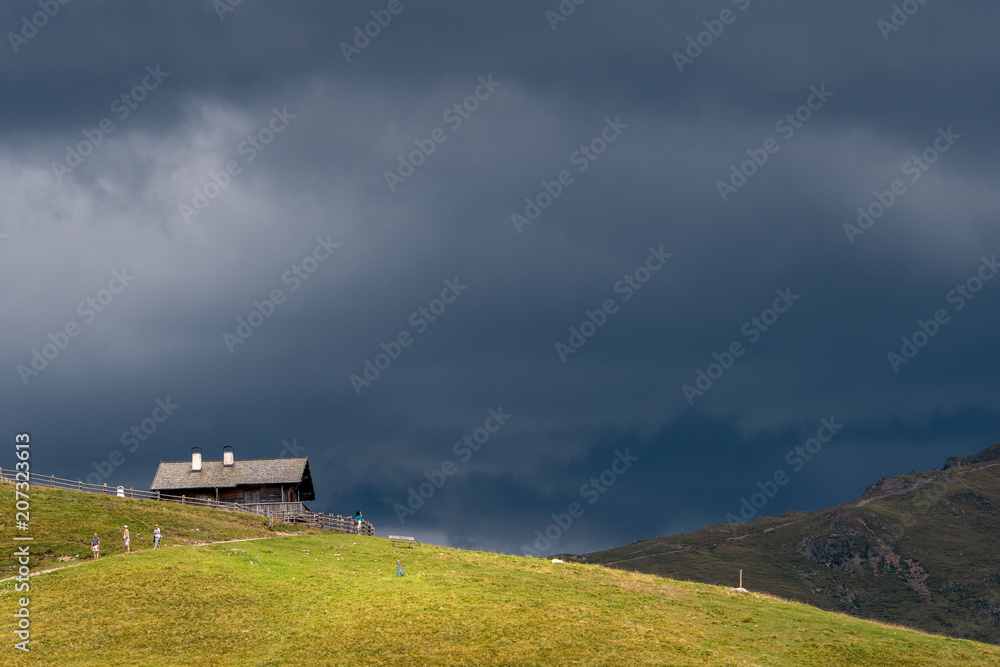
[150,458,310,491]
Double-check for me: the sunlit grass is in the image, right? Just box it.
[1,485,998,665]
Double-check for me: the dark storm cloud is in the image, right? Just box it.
[1,0,998,556]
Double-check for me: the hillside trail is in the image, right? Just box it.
[0,532,308,584]
[600,518,806,567]
[601,460,1000,567]
[855,460,1000,506]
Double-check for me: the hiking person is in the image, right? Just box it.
[153,524,161,549]
[123,525,130,554]
[92,533,100,559]
[354,510,363,534]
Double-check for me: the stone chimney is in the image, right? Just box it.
[191,447,202,472]
[223,446,234,467]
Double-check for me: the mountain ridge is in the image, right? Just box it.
[567,440,1000,644]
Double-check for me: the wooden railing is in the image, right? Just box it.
[0,468,374,536]
[242,502,374,535]
[242,501,308,517]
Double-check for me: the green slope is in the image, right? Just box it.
[0,484,312,574]
[571,444,1000,646]
[2,486,1000,665]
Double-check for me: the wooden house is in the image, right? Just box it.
[150,447,315,513]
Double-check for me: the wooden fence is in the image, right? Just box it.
[0,468,374,536]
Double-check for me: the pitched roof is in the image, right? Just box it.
[150,458,312,493]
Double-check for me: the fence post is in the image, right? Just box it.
[182,495,186,505]
[50,474,55,487]
[103,483,107,495]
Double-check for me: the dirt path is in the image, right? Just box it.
[0,533,305,583]
[599,519,807,567]
[854,461,1000,506]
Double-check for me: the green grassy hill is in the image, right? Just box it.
[569,443,1000,646]
[3,486,1000,665]
[0,483,312,574]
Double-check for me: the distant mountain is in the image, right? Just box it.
[565,441,1000,644]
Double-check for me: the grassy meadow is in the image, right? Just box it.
[2,485,999,665]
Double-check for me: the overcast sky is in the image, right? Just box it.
[2,0,998,556]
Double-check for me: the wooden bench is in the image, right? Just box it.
[388,535,417,548]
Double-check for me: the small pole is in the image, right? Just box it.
[740,569,743,589]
